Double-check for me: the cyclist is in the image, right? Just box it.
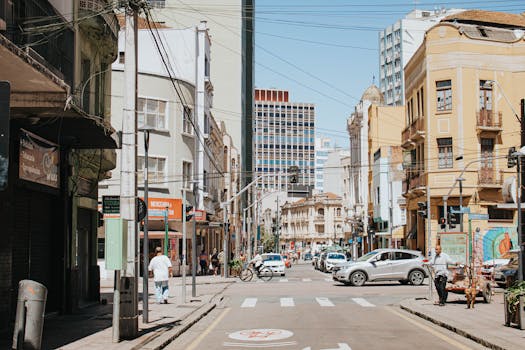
[250,253,264,274]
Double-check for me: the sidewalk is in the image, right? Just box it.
[400,292,525,350]
[4,275,235,350]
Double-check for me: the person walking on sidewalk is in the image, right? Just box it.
[432,245,456,306]
[148,247,173,304]
[199,250,208,276]
[210,248,219,276]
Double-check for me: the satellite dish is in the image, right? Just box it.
[502,176,517,204]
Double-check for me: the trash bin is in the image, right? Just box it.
[12,280,48,350]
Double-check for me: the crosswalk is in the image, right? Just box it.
[252,277,334,283]
[239,297,376,308]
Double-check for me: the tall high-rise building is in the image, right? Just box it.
[254,89,315,195]
[379,8,463,106]
[314,137,332,191]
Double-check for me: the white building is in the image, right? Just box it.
[379,8,464,106]
[314,137,332,191]
[322,149,349,196]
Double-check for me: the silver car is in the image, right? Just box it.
[332,249,427,286]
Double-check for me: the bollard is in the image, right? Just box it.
[12,280,48,350]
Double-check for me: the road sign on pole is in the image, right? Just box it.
[469,213,489,220]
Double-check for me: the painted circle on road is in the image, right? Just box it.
[228,329,294,342]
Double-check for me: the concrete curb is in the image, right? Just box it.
[135,281,233,350]
[399,301,507,350]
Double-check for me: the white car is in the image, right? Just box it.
[323,253,347,272]
[262,253,286,276]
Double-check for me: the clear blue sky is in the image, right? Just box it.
[254,0,524,147]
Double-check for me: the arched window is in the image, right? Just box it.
[336,208,341,216]
[318,208,324,216]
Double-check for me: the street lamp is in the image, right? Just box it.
[482,80,521,123]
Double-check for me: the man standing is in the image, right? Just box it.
[432,245,455,306]
[148,247,173,304]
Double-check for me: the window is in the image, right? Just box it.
[138,155,166,184]
[336,208,341,216]
[488,205,513,221]
[436,80,452,111]
[182,106,194,134]
[182,161,192,189]
[479,80,493,111]
[394,252,416,260]
[137,97,166,129]
[481,138,494,169]
[437,138,453,169]
[118,51,125,64]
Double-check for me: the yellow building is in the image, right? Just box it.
[402,10,525,256]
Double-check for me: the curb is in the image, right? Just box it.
[136,282,233,350]
[399,301,507,350]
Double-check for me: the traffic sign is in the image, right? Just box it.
[451,207,470,214]
[102,195,120,214]
[469,213,489,220]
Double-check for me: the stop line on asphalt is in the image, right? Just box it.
[240,297,375,308]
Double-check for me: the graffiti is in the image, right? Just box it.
[478,227,518,261]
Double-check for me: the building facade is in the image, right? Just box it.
[314,137,332,191]
[0,0,119,332]
[281,193,344,253]
[402,10,525,256]
[379,8,463,106]
[253,88,315,195]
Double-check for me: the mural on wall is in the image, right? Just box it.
[474,227,518,262]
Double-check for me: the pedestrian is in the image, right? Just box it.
[218,250,225,275]
[431,245,456,306]
[148,246,172,304]
[199,249,208,276]
[210,248,219,276]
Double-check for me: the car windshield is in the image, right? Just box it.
[262,254,282,261]
[356,251,378,262]
[328,253,345,259]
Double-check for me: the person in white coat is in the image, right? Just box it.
[148,247,173,304]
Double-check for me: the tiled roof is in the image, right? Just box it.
[442,10,525,28]
[117,14,170,30]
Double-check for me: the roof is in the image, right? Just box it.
[442,10,525,28]
[117,14,170,30]
[361,84,384,104]
[324,192,340,200]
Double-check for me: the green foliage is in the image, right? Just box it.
[505,281,525,315]
[229,258,242,269]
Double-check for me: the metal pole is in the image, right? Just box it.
[276,196,280,253]
[164,207,168,256]
[223,206,229,278]
[519,98,525,283]
[181,189,187,303]
[192,183,197,297]
[112,270,120,342]
[142,130,149,323]
[459,179,464,233]
[518,159,523,282]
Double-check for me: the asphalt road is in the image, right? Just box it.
[167,262,489,350]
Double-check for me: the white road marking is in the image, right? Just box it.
[352,298,375,307]
[302,278,312,282]
[279,278,289,282]
[186,308,230,350]
[224,341,297,348]
[241,298,257,308]
[316,297,335,307]
[324,278,332,282]
[280,297,295,307]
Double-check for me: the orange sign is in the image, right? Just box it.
[146,198,182,220]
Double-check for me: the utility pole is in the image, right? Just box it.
[181,189,187,303]
[520,98,525,283]
[276,195,280,253]
[118,1,139,339]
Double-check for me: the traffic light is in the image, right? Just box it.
[439,217,447,230]
[183,205,193,221]
[356,220,364,233]
[417,202,427,218]
[507,147,517,168]
[447,211,457,228]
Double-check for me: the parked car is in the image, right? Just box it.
[304,252,313,261]
[262,253,286,276]
[323,252,347,272]
[317,252,328,271]
[481,258,510,281]
[332,249,427,286]
[497,249,519,288]
[282,254,292,268]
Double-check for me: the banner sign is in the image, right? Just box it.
[147,198,181,220]
[19,129,59,188]
[440,233,467,264]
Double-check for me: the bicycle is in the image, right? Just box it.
[239,263,273,282]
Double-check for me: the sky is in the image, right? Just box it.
[254,0,525,147]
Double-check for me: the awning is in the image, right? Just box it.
[140,231,182,239]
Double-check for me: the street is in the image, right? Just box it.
[167,262,489,350]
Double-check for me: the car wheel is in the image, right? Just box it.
[483,283,492,303]
[350,271,366,286]
[408,270,425,286]
[399,280,409,285]
[281,273,285,277]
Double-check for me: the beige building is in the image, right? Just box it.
[402,10,525,257]
[281,193,344,252]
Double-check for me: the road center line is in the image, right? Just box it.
[279,278,289,282]
[386,308,472,350]
[241,298,257,308]
[186,307,230,350]
[280,297,295,307]
[302,278,312,282]
[352,298,375,307]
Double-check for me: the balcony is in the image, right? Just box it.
[476,110,502,133]
[79,0,119,39]
[314,215,325,223]
[401,125,413,148]
[410,117,426,141]
[478,169,503,187]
